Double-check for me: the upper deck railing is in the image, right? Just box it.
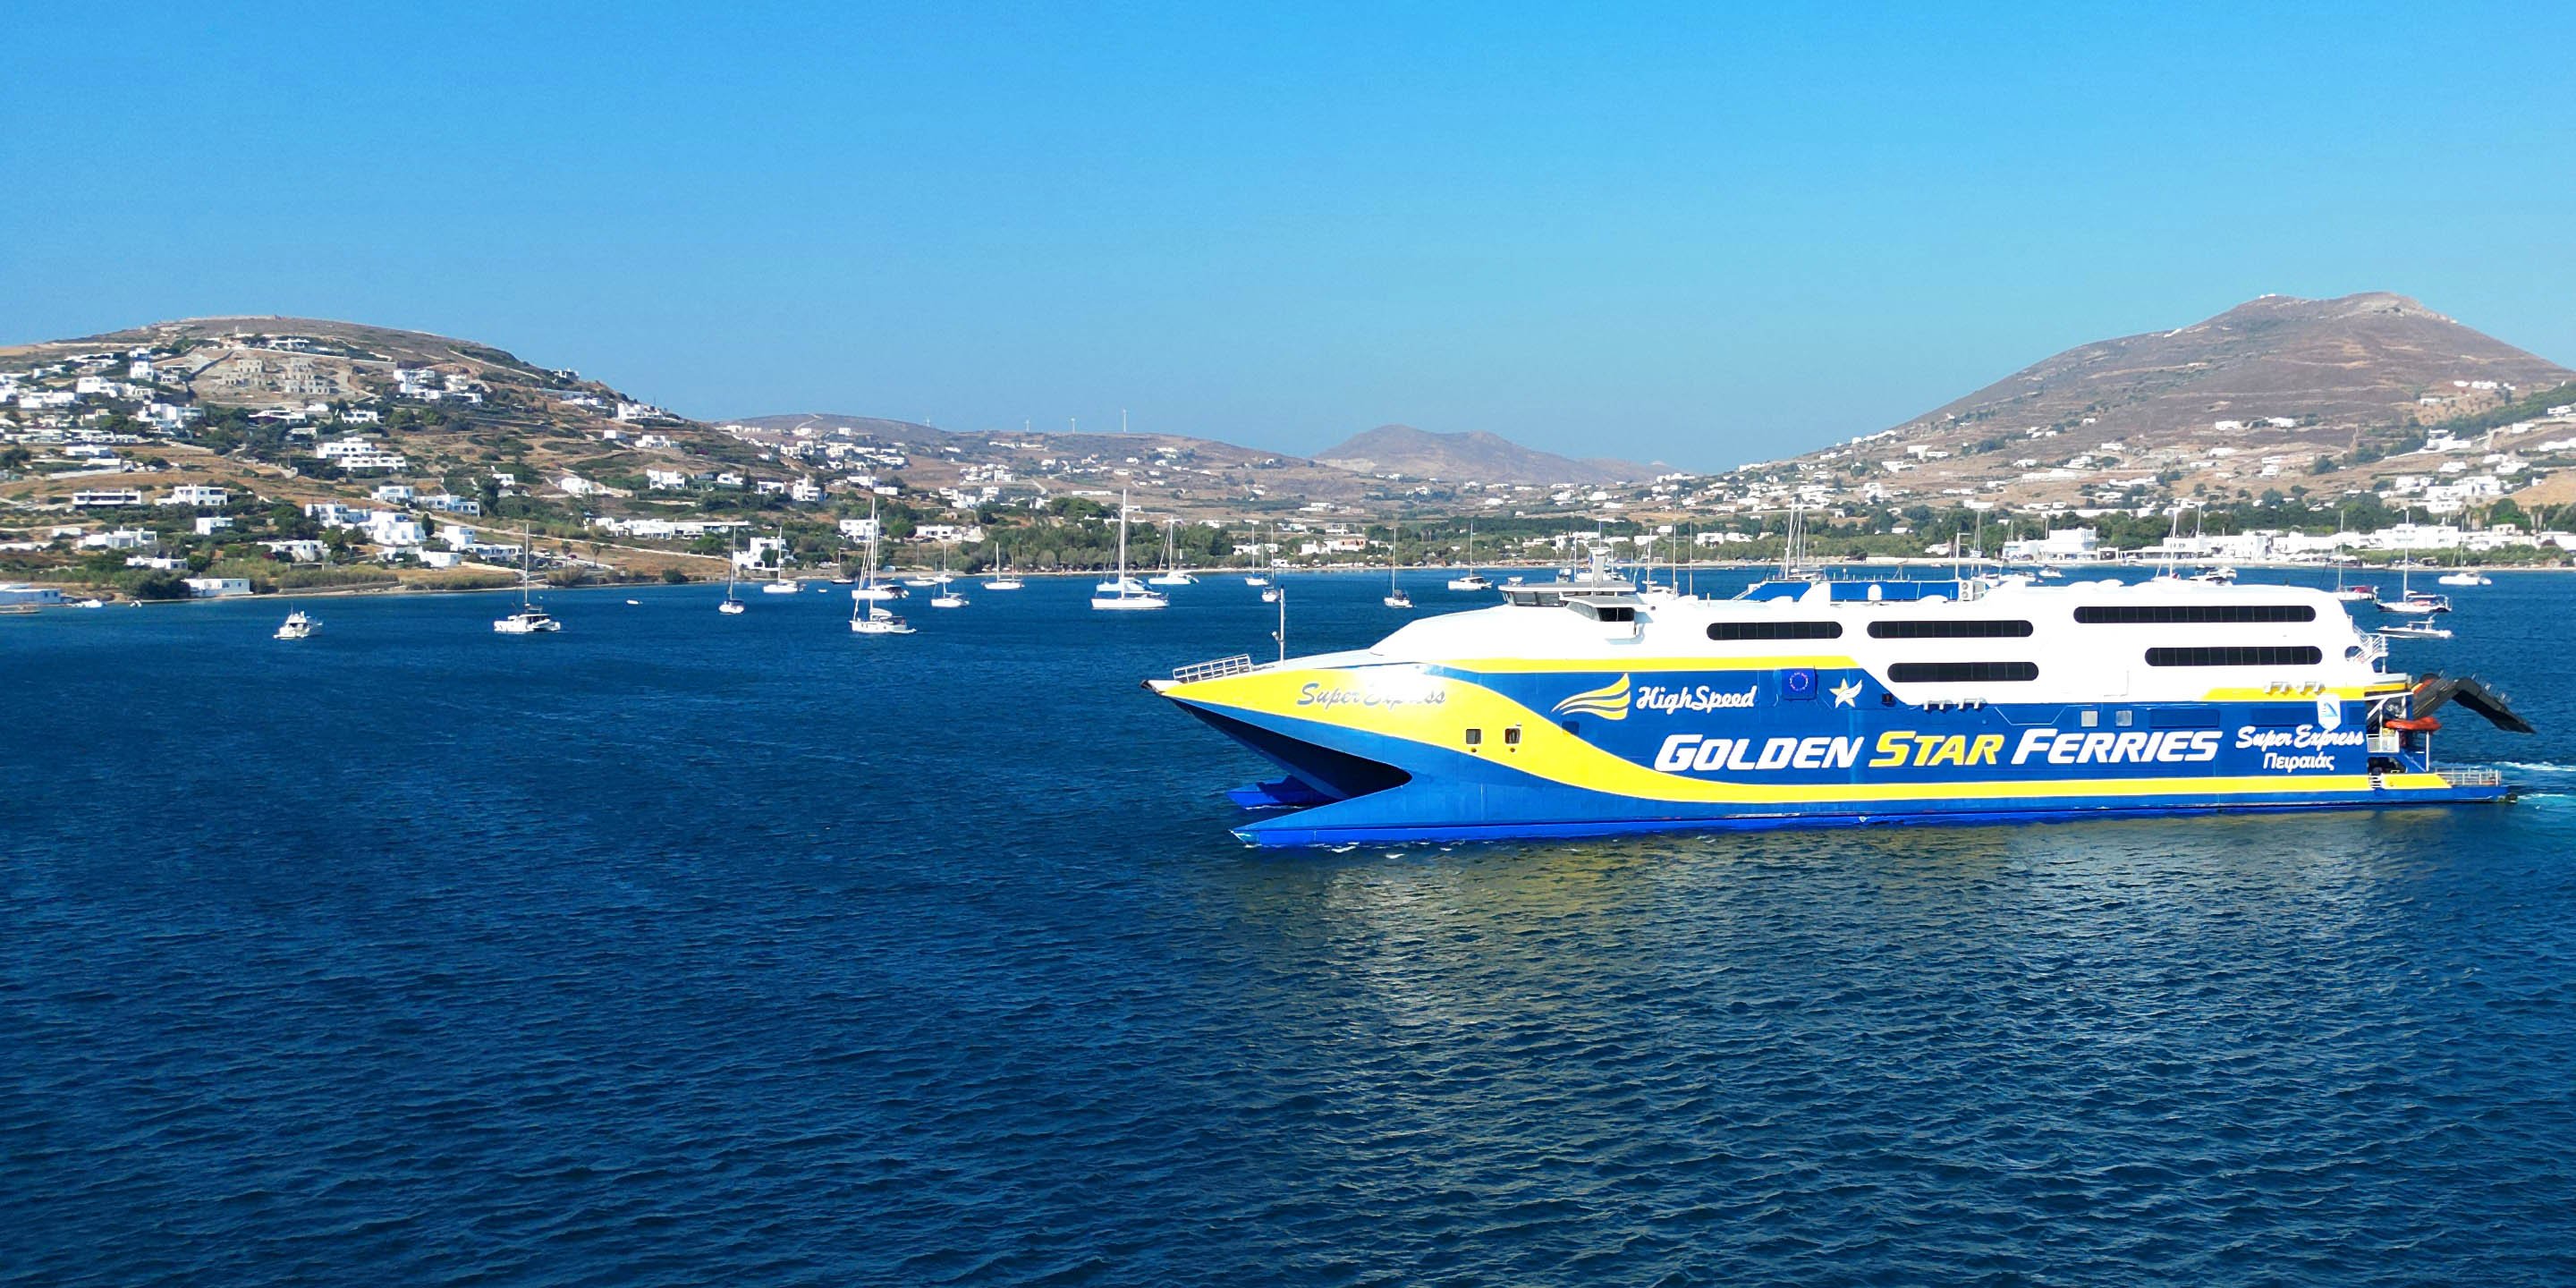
[1172,654,1257,684]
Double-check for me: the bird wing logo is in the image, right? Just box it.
[1549,674,1631,721]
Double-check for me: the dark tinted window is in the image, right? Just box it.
[1886,661,2040,682]
[2143,646,2323,667]
[1706,620,1843,640]
[2075,605,2317,624]
[1868,620,2034,640]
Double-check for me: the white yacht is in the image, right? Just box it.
[851,499,908,602]
[930,547,969,608]
[494,528,562,634]
[1147,519,1198,587]
[1384,519,1413,608]
[720,534,747,613]
[1244,524,1272,588]
[850,602,916,635]
[274,609,318,640]
[760,525,801,593]
[1447,525,1492,591]
[1093,490,1169,611]
[983,541,1025,590]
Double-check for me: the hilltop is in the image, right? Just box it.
[1854,292,2568,479]
[1318,424,1656,486]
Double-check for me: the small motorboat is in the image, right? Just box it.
[2378,622,2454,640]
[274,609,318,640]
[2437,570,2492,587]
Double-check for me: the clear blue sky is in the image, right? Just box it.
[6,2,2571,469]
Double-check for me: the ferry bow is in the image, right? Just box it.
[1148,570,2531,846]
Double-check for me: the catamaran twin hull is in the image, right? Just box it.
[1148,578,2529,846]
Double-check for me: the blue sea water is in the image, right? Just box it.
[6,570,2576,1286]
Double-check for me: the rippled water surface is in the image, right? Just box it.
[8,572,2576,1285]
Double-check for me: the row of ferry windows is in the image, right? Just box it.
[2145,645,2323,667]
[1879,646,2323,682]
[1704,605,2317,642]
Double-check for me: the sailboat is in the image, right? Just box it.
[760,525,801,593]
[1092,490,1169,611]
[982,540,1024,590]
[718,532,747,614]
[830,545,855,585]
[930,545,969,608]
[494,525,561,633]
[1446,524,1491,591]
[849,597,915,635]
[851,500,908,602]
[2329,515,2378,604]
[1384,520,1412,608]
[2383,556,2453,615]
[1148,518,1197,587]
[1243,526,1271,588]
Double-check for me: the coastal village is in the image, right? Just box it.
[4,312,2576,605]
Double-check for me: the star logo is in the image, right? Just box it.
[1829,677,1862,708]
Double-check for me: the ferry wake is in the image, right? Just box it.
[1148,561,2534,846]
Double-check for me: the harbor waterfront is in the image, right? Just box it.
[9,570,2576,1284]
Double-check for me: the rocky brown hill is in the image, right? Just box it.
[1317,424,1656,485]
[1893,292,2569,452]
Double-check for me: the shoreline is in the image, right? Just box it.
[17,554,2574,607]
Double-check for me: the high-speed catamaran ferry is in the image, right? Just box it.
[1148,564,2532,846]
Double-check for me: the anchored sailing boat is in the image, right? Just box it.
[1383,520,1412,608]
[719,531,747,614]
[494,525,561,633]
[1244,522,1271,589]
[983,540,1024,590]
[851,499,906,602]
[2383,557,2453,615]
[1148,518,1197,587]
[1446,524,1491,591]
[930,545,970,608]
[1093,490,1169,611]
[760,525,801,593]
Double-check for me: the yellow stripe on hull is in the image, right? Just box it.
[1166,665,2440,808]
